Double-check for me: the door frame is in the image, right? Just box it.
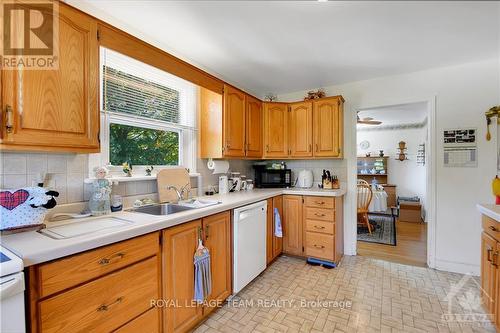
[347,96,437,268]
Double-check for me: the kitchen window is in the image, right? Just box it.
[91,47,197,175]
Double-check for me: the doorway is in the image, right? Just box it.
[355,101,430,267]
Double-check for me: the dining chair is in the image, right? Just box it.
[357,179,369,185]
[357,184,373,234]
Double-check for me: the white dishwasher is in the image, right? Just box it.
[233,200,267,294]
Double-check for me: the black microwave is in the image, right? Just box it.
[253,166,292,188]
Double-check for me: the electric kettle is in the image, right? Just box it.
[296,169,314,188]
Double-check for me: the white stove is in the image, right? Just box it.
[0,245,25,333]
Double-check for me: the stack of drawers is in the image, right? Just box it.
[30,233,161,333]
[303,196,337,262]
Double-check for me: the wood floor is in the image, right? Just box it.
[357,220,427,267]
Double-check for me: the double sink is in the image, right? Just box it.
[130,199,221,215]
[39,199,221,239]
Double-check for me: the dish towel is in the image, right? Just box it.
[274,208,283,238]
[194,239,212,303]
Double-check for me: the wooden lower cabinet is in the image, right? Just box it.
[283,195,304,256]
[203,211,232,315]
[162,211,232,333]
[163,220,203,333]
[28,232,161,333]
[114,308,160,333]
[481,215,500,329]
[267,196,284,264]
[282,195,343,264]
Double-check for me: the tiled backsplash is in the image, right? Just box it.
[1,152,88,204]
[0,152,256,205]
[269,159,348,185]
[0,152,344,205]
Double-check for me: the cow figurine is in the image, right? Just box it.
[0,187,59,231]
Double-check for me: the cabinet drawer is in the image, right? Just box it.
[304,196,335,209]
[114,308,160,333]
[483,215,500,241]
[305,220,334,235]
[39,257,159,333]
[38,232,159,298]
[305,207,335,222]
[305,232,334,261]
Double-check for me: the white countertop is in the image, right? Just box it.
[0,188,345,267]
[477,204,500,222]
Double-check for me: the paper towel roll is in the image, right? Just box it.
[207,159,229,174]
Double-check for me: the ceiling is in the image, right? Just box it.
[358,102,428,127]
[69,1,499,97]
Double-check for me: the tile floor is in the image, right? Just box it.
[194,255,495,333]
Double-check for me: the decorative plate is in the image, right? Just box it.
[359,140,370,150]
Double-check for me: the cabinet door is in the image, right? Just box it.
[272,195,284,258]
[283,195,303,256]
[246,95,263,158]
[263,103,289,158]
[289,101,313,157]
[266,199,274,265]
[199,87,223,158]
[481,232,497,317]
[1,4,99,152]
[203,211,232,315]
[223,85,246,157]
[163,220,203,333]
[313,97,343,157]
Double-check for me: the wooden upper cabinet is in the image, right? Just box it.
[263,102,289,158]
[223,85,246,157]
[1,3,99,152]
[199,87,223,158]
[313,96,344,158]
[289,101,313,157]
[245,96,263,158]
[282,195,303,256]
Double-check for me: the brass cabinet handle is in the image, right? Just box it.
[198,226,202,240]
[5,105,13,134]
[98,253,125,265]
[314,213,326,217]
[309,144,312,152]
[487,248,493,262]
[314,225,325,229]
[313,244,325,249]
[316,144,319,152]
[489,226,497,232]
[493,251,499,267]
[205,225,209,240]
[266,145,269,152]
[97,297,123,312]
[315,201,325,205]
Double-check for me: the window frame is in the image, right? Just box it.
[89,47,198,178]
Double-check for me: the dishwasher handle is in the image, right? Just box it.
[237,206,266,221]
[0,273,24,300]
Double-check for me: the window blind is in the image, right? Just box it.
[101,47,196,128]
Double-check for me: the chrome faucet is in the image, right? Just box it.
[167,184,190,203]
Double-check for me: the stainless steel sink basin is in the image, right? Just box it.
[131,203,195,215]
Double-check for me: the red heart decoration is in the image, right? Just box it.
[0,190,29,210]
